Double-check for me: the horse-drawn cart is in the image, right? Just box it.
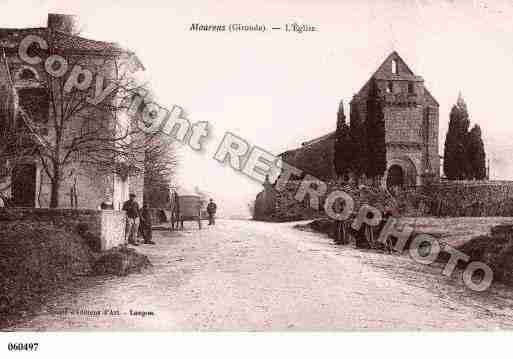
[169,189,205,230]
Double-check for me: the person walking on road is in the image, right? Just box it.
[123,193,141,245]
[207,198,217,225]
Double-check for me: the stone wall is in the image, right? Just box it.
[254,179,513,221]
[384,106,423,144]
[0,208,126,250]
[253,180,322,222]
[420,181,513,217]
[254,180,396,222]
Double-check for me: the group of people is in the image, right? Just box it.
[122,193,155,246]
[121,193,218,245]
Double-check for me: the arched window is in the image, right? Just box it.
[19,68,37,80]
[15,66,39,83]
[391,59,398,74]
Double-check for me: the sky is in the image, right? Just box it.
[2,0,513,217]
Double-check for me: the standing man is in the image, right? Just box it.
[122,193,140,246]
[207,198,217,226]
[172,190,182,230]
[140,203,155,244]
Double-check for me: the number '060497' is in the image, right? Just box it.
[7,342,39,351]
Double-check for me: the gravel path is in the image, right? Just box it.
[7,219,513,330]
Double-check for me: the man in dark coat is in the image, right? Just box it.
[140,203,155,244]
[207,198,217,225]
[122,193,140,245]
[171,190,182,231]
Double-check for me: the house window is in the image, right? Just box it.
[392,59,398,74]
[386,81,393,93]
[408,82,414,94]
[18,88,49,123]
[15,66,39,82]
[19,68,37,80]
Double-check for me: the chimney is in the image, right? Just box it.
[47,14,79,34]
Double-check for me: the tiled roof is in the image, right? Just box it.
[0,27,46,38]
[301,131,336,147]
[279,133,336,180]
[0,27,132,56]
[0,27,143,70]
[50,30,123,54]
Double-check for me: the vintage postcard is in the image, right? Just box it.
[1,0,513,355]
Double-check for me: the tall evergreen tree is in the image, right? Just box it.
[333,100,352,180]
[365,79,387,183]
[348,101,366,181]
[467,124,486,180]
[443,94,474,180]
[457,95,472,178]
[444,105,464,179]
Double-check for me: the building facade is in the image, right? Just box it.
[0,14,144,209]
[280,51,440,188]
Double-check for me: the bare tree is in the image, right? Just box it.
[2,30,180,208]
[32,30,148,207]
[142,134,179,207]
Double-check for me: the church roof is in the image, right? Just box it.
[279,131,336,180]
[353,51,439,106]
[300,131,336,147]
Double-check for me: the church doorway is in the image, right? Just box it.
[12,163,36,207]
[386,165,404,189]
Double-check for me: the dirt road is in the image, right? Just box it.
[7,219,513,330]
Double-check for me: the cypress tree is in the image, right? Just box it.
[365,79,387,183]
[348,101,366,181]
[457,95,472,178]
[443,94,476,180]
[468,124,486,180]
[443,105,463,179]
[334,100,352,180]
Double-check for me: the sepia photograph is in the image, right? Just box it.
[1,0,513,356]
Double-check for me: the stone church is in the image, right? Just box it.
[280,51,440,188]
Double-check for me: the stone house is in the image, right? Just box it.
[280,51,440,188]
[0,14,144,209]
